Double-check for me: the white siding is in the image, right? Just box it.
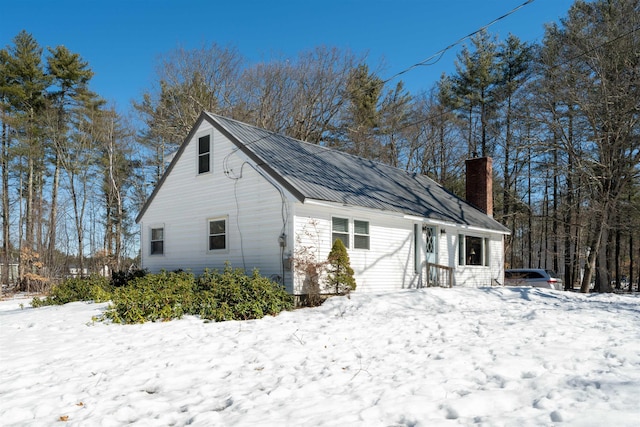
[139,122,293,287]
[289,205,506,293]
[292,204,421,294]
[452,232,504,287]
[139,120,507,294]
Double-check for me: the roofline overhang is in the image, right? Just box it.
[136,112,306,224]
[403,215,510,235]
[303,199,510,235]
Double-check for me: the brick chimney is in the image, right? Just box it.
[465,156,493,217]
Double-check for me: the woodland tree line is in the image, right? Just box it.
[1,0,638,292]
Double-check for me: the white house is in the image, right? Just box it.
[136,112,510,296]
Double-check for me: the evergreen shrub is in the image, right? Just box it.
[104,271,197,323]
[195,265,294,321]
[30,264,293,324]
[103,264,293,324]
[31,276,112,307]
[325,239,356,294]
[110,268,148,288]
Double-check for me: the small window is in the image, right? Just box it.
[198,135,211,174]
[332,217,349,248]
[354,220,370,250]
[458,234,487,266]
[208,218,226,250]
[150,227,164,255]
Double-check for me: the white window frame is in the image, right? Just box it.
[150,226,164,256]
[353,219,370,250]
[197,134,211,175]
[458,234,490,267]
[414,224,421,272]
[331,217,350,248]
[207,217,227,251]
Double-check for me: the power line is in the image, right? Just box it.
[383,0,536,84]
[220,4,640,175]
[396,22,640,133]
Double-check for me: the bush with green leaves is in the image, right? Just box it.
[195,265,294,321]
[30,264,293,324]
[103,270,197,324]
[109,268,148,288]
[103,265,293,324]
[31,276,112,307]
[325,238,356,294]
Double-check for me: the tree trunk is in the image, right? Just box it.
[47,153,60,274]
[580,202,610,293]
[614,225,621,290]
[1,119,10,286]
[25,155,35,250]
[629,232,634,292]
[503,96,512,266]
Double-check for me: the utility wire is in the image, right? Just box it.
[383,0,536,84]
[394,22,640,134]
[220,0,540,168]
[219,6,640,176]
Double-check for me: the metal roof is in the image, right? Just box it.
[207,113,510,233]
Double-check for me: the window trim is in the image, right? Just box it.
[414,224,421,272]
[150,226,164,256]
[331,216,350,248]
[207,217,227,252]
[353,219,370,250]
[458,234,490,267]
[197,134,211,175]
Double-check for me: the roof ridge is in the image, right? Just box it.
[204,111,445,190]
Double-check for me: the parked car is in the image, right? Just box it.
[504,268,563,290]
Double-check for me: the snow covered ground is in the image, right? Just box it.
[1,287,639,426]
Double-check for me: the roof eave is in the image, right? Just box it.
[135,112,210,224]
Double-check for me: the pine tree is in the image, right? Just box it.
[3,31,50,259]
[337,64,384,158]
[45,44,98,272]
[325,238,356,294]
[541,0,640,292]
[452,30,500,157]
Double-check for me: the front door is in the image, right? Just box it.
[424,226,437,266]
[423,226,438,285]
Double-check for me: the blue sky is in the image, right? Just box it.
[2,0,575,113]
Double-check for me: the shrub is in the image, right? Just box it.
[31,276,112,307]
[103,265,293,324]
[110,268,148,288]
[325,239,356,294]
[291,219,328,307]
[103,271,197,324]
[30,264,293,324]
[196,265,294,321]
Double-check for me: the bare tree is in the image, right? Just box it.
[134,42,245,183]
[541,0,640,292]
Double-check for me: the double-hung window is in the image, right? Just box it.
[354,220,370,250]
[198,135,211,174]
[150,227,164,255]
[332,217,370,250]
[332,217,349,248]
[208,218,226,250]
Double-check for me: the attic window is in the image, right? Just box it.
[198,135,211,174]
